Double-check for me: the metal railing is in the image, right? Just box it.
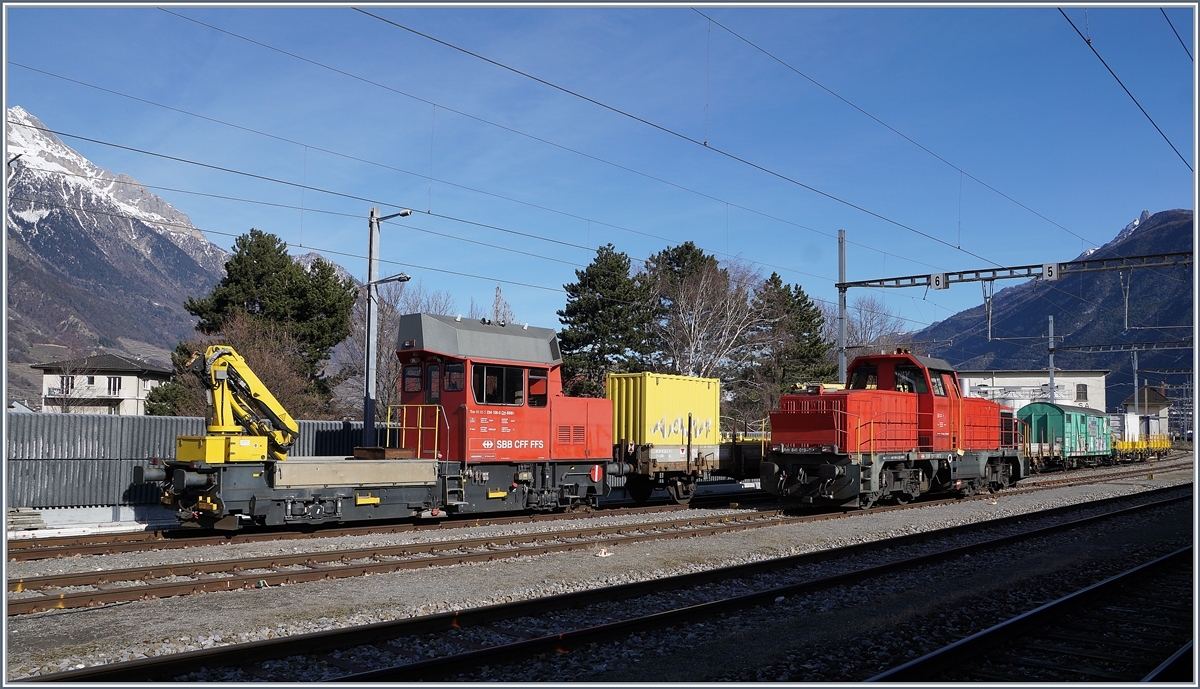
[385,404,449,460]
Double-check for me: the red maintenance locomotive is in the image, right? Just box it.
[761,351,1028,508]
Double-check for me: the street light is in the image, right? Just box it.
[363,206,412,448]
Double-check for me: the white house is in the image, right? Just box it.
[33,353,173,415]
[957,369,1109,413]
[1118,385,1172,439]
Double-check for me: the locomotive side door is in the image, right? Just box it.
[927,370,953,451]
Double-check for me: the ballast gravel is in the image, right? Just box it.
[5,460,1192,681]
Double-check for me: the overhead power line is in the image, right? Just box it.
[1160,8,1193,62]
[692,9,1103,248]
[8,194,940,329]
[154,9,942,275]
[1058,8,1193,172]
[352,7,1003,268]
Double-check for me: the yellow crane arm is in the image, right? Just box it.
[186,345,300,461]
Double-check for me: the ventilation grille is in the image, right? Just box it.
[557,425,587,445]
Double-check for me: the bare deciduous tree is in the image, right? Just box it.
[651,259,768,380]
[818,294,909,370]
[161,311,332,420]
[491,285,516,324]
[333,279,456,420]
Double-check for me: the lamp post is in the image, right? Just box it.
[363,206,412,448]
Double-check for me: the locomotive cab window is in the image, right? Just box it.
[528,368,548,407]
[426,364,441,403]
[849,365,878,390]
[929,373,947,396]
[472,364,525,405]
[403,365,422,393]
[444,363,465,392]
[894,365,928,394]
[941,373,959,396]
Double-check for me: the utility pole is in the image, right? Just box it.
[838,229,847,384]
[1048,315,1055,405]
[1132,348,1140,439]
[363,206,412,448]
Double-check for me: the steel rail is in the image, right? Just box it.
[6,495,769,561]
[10,451,1184,561]
[332,494,1196,681]
[8,462,1190,613]
[866,545,1193,682]
[20,487,1191,682]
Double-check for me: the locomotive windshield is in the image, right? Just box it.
[849,365,878,390]
[929,373,947,396]
[894,365,928,394]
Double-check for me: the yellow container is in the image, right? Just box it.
[607,372,720,446]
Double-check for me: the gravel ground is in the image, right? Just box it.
[5,461,1192,680]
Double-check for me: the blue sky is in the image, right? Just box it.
[4,5,1195,333]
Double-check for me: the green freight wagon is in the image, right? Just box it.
[1016,402,1112,471]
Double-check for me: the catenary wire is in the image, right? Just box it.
[693,9,1104,248]
[8,63,877,286]
[1059,8,1193,172]
[353,7,1008,268]
[14,134,1179,338]
[7,194,939,329]
[356,5,1194,324]
[1160,8,1193,62]
[153,9,942,274]
[6,120,849,290]
[7,195,563,293]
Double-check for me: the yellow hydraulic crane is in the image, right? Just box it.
[176,345,299,463]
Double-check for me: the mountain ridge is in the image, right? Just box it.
[5,106,358,405]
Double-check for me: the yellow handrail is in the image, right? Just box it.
[385,404,446,459]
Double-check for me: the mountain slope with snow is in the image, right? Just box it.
[5,106,232,400]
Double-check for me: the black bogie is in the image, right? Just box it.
[762,449,1028,508]
[154,458,608,530]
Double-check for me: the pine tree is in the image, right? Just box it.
[729,273,832,425]
[184,229,356,385]
[557,244,654,397]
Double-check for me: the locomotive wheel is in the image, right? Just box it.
[666,478,695,506]
[893,494,909,505]
[625,475,654,505]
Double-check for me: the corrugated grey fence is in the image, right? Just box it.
[5,413,383,509]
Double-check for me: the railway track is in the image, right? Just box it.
[9,453,1188,562]
[8,464,1191,615]
[868,545,1193,682]
[4,496,767,562]
[23,487,1190,682]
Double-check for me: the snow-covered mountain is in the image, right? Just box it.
[6,106,228,275]
[5,106,360,404]
[6,106,236,401]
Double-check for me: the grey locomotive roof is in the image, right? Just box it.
[852,352,957,372]
[911,354,956,372]
[958,369,1111,376]
[1017,401,1108,418]
[31,353,172,374]
[396,313,562,365]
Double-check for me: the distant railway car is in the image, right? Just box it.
[760,351,1028,508]
[1018,401,1113,470]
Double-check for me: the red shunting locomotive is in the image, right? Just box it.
[761,351,1028,508]
[393,313,614,513]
